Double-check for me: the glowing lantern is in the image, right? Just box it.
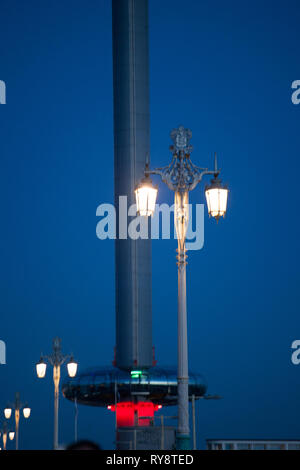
[36,358,47,378]
[135,176,158,217]
[205,176,228,221]
[67,358,78,378]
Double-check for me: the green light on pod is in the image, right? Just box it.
[131,370,143,378]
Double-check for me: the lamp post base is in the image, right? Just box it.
[176,434,191,450]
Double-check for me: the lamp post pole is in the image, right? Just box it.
[15,397,20,451]
[2,423,8,451]
[74,397,78,442]
[36,337,78,450]
[191,394,196,450]
[175,190,189,447]
[0,421,14,450]
[136,126,228,449]
[53,361,60,450]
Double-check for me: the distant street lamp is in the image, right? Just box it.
[36,337,78,449]
[135,126,228,449]
[4,408,11,420]
[3,393,31,450]
[0,422,15,450]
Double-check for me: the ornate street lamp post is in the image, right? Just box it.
[135,126,228,449]
[36,337,78,449]
[3,393,31,450]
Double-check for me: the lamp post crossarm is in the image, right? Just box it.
[145,126,220,193]
[146,161,218,192]
[46,353,70,367]
[5,403,23,412]
[10,393,24,411]
[43,337,71,367]
[189,168,220,190]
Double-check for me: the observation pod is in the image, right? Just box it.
[63,365,207,449]
[62,366,207,417]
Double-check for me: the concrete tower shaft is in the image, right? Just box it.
[112,0,152,370]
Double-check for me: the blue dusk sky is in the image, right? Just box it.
[0,0,300,449]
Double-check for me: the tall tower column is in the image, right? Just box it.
[112,0,152,370]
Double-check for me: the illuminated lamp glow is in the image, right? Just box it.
[205,176,228,221]
[135,177,158,217]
